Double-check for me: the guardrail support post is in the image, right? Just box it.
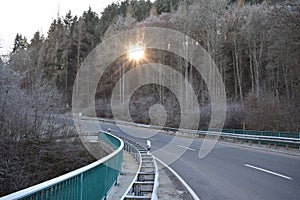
[80,173,83,200]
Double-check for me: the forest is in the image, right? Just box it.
[1,0,299,131]
[0,0,300,194]
[6,0,299,131]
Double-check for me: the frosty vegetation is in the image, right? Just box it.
[97,0,300,131]
[5,0,299,132]
[0,62,96,195]
[0,0,299,195]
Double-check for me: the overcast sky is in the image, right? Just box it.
[0,0,120,55]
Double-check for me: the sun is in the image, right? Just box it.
[128,44,145,61]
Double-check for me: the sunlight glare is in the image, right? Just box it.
[128,44,145,61]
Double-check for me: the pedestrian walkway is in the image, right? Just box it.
[107,150,139,200]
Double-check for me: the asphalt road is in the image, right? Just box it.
[78,119,300,200]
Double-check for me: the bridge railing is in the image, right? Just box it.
[198,128,300,139]
[85,116,300,149]
[0,131,123,200]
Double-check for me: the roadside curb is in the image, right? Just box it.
[153,156,200,200]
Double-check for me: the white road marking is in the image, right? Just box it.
[245,164,292,180]
[177,145,196,151]
[89,140,99,143]
[153,156,201,200]
[141,137,156,141]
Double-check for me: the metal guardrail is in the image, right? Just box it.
[83,116,300,150]
[199,131,300,148]
[0,131,123,200]
[161,128,300,149]
[209,128,300,139]
[115,135,159,200]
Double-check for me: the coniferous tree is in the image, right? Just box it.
[12,33,28,53]
[28,31,44,69]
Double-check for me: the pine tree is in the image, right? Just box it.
[28,31,44,69]
[12,33,28,53]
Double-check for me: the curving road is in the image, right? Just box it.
[80,119,300,200]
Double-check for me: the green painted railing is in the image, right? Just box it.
[0,131,123,200]
[198,128,299,148]
[200,128,300,139]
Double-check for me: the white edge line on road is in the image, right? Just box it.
[177,145,196,151]
[141,137,156,141]
[153,155,201,200]
[245,164,292,180]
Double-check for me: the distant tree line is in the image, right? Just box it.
[7,0,300,132]
[96,0,300,132]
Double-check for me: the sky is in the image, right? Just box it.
[0,0,120,55]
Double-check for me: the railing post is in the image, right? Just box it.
[80,173,83,200]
